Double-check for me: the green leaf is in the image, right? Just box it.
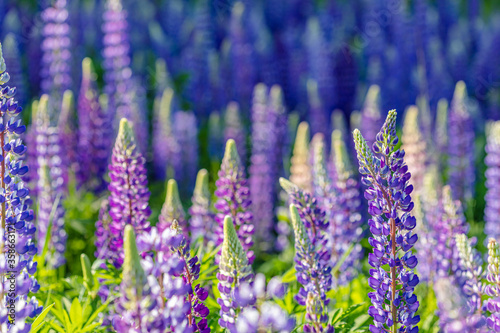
[281,267,297,283]
[330,308,343,324]
[81,322,103,332]
[70,298,83,329]
[30,303,55,333]
[83,297,115,327]
[349,314,371,332]
[47,320,66,333]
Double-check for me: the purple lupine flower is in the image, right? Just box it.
[35,95,67,268]
[353,110,420,333]
[401,106,427,193]
[485,121,500,241]
[112,225,167,332]
[360,85,383,147]
[2,34,26,105]
[455,234,485,317]
[158,179,186,234]
[433,185,469,278]
[152,88,180,180]
[0,44,43,332]
[249,84,274,245]
[235,273,295,332]
[224,101,246,166]
[288,204,333,333]
[41,0,72,106]
[95,199,112,261]
[136,225,192,332]
[307,79,328,139]
[215,139,254,263]
[106,118,151,268]
[102,0,146,146]
[486,238,500,331]
[173,111,198,198]
[434,277,484,332]
[329,130,364,286]
[189,169,215,245]
[77,58,112,192]
[217,216,254,331]
[290,122,312,192]
[448,81,475,203]
[169,220,210,332]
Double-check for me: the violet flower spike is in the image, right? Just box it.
[484,121,500,241]
[189,169,215,245]
[112,225,166,332]
[249,83,274,245]
[36,95,67,269]
[448,81,475,203]
[152,88,180,180]
[214,139,254,263]
[353,110,420,333]
[0,42,42,332]
[289,204,333,333]
[486,238,500,331]
[106,118,151,268]
[41,0,72,106]
[77,57,112,193]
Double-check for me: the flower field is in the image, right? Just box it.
[1,0,500,332]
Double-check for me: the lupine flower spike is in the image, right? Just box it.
[152,88,180,180]
[106,118,151,268]
[189,169,215,244]
[0,41,42,333]
[36,95,67,268]
[289,204,333,333]
[290,122,312,192]
[215,139,254,263]
[486,238,500,331]
[112,225,164,332]
[77,57,112,192]
[448,81,475,203]
[330,130,363,285]
[353,110,420,333]
[401,106,426,193]
[485,121,500,241]
[224,101,246,165]
[217,216,254,331]
[158,179,186,233]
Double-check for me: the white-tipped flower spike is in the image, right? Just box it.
[352,128,374,173]
[217,215,254,330]
[224,102,246,165]
[158,179,186,233]
[402,105,426,193]
[311,133,331,202]
[331,130,352,181]
[290,121,312,192]
[331,109,348,141]
[122,225,147,296]
[189,169,215,243]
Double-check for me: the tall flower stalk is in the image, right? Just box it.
[77,57,112,192]
[290,122,312,192]
[106,118,151,268]
[36,95,67,268]
[448,81,475,204]
[353,110,420,333]
[158,179,186,234]
[215,139,254,263]
[217,216,254,330]
[189,169,215,244]
[289,204,333,333]
[41,0,72,106]
[249,83,274,245]
[485,121,500,241]
[0,41,42,332]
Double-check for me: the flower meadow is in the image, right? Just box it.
[1,0,500,332]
